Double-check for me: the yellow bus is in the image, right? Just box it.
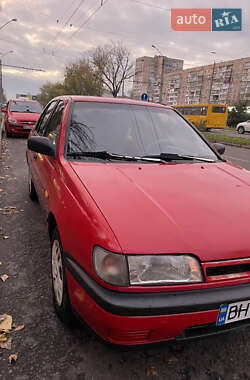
[173,104,228,130]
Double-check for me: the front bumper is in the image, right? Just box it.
[64,253,250,345]
[7,124,32,134]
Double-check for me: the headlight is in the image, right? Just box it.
[127,255,203,285]
[93,246,129,286]
[8,117,18,124]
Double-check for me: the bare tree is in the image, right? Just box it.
[91,41,134,98]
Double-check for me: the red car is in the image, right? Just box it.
[26,96,250,346]
[2,99,42,137]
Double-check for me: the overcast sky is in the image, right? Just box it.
[0,0,249,99]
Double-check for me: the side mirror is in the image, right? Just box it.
[1,107,7,113]
[28,136,56,158]
[214,143,225,155]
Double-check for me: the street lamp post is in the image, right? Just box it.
[208,51,216,103]
[0,19,17,103]
[0,18,17,31]
[152,44,165,103]
[0,51,14,104]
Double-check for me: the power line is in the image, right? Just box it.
[56,0,79,24]
[69,0,109,38]
[55,0,86,42]
[2,64,45,72]
[128,0,171,12]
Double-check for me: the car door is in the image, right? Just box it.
[28,101,58,203]
[34,100,65,213]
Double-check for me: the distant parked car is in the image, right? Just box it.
[2,99,42,137]
[236,120,250,134]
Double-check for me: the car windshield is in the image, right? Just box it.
[9,101,42,114]
[67,102,218,161]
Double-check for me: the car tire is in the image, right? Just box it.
[51,227,74,325]
[238,126,245,134]
[28,174,38,201]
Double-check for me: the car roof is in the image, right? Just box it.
[52,95,171,109]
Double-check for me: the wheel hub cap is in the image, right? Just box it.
[52,240,63,306]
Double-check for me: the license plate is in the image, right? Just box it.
[217,300,250,326]
[22,126,31,130]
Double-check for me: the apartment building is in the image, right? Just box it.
[132,55,183,102]
[162,57,250,106]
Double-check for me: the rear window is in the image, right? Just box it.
[212,106,226,113]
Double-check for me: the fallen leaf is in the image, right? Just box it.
[8,353,17,364]
[146,366,158,377]
[0,261,2,265]
[1,274,9,282]
[0,189,2,192]
[2,207,19,215]
[0,338,12,350]
[0,315,12,331]
[0,333,7,342]
[3,236,9,239]
[14,325,24,332]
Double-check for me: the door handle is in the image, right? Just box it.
[33,153,38,160]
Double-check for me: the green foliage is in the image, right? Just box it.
[227,101,250,128]
[64,59,103,96]
[192,120,207,132]
[38,59,103,106]
[38,82,66,106]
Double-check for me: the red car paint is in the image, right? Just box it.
[3,99,42,136]
[26,96,250,345]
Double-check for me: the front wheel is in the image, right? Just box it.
[51,228,74,325]
[238,126,245,134]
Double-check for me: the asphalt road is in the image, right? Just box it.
[1,138,250,380]
[224,144,250,171]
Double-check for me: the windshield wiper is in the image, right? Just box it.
[67,150,165,163]
[144,153,215,163]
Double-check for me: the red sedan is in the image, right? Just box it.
[2,99,42,137]
[26,96,250,345]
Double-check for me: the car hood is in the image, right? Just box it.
[9,111,40,121]
[70,161,250,261]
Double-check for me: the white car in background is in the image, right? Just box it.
[236,120,250,134]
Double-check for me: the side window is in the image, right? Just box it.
[43,101,65,146]
[35,101,58,136]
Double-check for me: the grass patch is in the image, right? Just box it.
[203,132,250,146]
